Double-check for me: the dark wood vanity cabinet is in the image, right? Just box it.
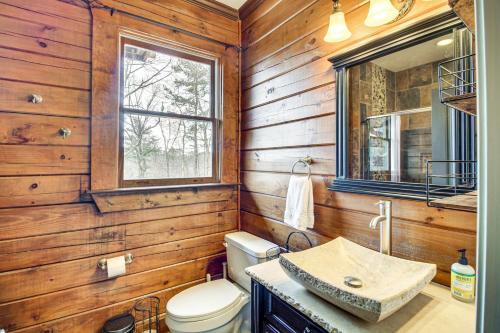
[251,280,328,333]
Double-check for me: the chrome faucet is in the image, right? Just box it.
[369,200,392,255]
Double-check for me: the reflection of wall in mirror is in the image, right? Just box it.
[349,60,441,183]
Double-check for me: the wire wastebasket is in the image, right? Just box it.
[134,296,160,333]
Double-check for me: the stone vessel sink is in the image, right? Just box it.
[279,237,436,323]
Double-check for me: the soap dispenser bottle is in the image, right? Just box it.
[451,249,475,303]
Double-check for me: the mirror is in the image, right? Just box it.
[348,33,454,183]
[329,13,476,199]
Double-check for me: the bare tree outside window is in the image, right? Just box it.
[120,38,219,187]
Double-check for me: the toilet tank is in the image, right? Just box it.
[224,232,278,292]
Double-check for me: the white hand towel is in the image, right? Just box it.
[284,175,315,231]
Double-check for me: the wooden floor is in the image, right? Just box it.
[239,0,477,287]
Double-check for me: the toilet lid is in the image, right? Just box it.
[167,279,244,321]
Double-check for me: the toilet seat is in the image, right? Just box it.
[166,279,249,332]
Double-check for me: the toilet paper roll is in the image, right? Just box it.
[107,255,126,278]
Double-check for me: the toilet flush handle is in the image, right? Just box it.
[223,241,228,248]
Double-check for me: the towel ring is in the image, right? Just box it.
[291,157,313,177]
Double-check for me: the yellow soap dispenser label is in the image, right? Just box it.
[451,270,475,301]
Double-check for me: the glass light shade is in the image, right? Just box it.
[364,0,399,27]
[324,11,352,43]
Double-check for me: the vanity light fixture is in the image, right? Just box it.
[325,0,416,42]
[324,0,352,43]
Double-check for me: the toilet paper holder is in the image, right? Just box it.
[97,253,134,271]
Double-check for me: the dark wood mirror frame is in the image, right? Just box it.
[328,12,476,200]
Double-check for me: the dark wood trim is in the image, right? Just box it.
[186,0,239,21]
[335,68,348,180]
[251,280,264,333]
[239,0,266,20]
[329,11,463,68]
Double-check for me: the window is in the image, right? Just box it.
[119,38,220,187]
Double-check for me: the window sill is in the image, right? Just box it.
[89,182,238,196]
[88,183,238,213]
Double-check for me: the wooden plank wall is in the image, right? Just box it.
[0,0,239,332]
[239,0,477,286]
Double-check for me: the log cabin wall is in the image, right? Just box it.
[239,0,476,286]
[0,1,239,332]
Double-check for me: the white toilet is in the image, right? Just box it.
[165,231,278,333]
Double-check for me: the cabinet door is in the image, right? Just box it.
[265,293,327,333]
[252,280,327,333]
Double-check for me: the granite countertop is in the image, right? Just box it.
[246,259,475,333]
